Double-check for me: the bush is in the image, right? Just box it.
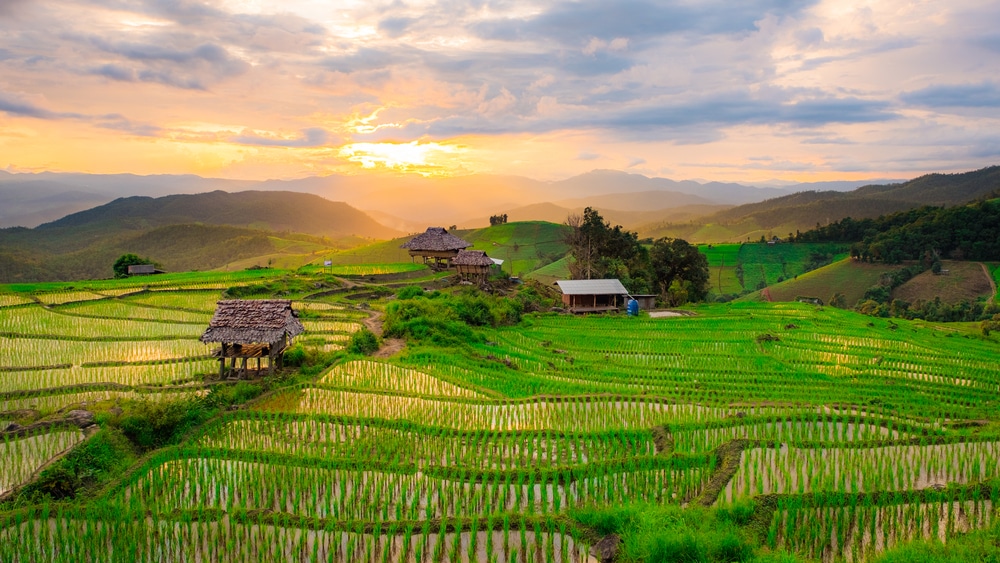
[18,428,136,502]
[115,399,208,451]
[348,326,381,355]
[397,285,425,300]
[283,343,307,367]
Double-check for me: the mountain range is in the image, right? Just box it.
[0,168,902,229]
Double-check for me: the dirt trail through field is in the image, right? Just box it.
[362,309,406,358]
[981,262,997,301]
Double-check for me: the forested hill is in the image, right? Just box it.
[38,190,400,240]
[796,198,1000,262]
[0,191,401,282]
[700,166,1000,232]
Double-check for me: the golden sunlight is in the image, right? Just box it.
[337,141,468,176]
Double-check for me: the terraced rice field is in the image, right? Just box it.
[2,276,1000,561]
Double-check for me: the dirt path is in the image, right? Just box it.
[980,262,997,301]
[362,309,406,358]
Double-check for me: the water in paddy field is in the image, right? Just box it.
[0,518,598,562]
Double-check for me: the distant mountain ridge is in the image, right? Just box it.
[0,168,906,228]
[38,190,400,239]
[640,166,1000,242]
[0,190,400,282]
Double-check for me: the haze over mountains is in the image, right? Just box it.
[0,166,997,284]
[0,169,902,230]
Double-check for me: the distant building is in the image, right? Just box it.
[555,279,630,313]
[632,295,657,310]
[400,227,472,269]
[451,249,495,282]
[127,264,165,275]
[200,300,304,379]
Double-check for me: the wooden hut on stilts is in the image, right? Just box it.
[400,227,472,270]
[200,300,304,380]
[452,249,496,283]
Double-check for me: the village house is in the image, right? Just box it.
[200,299,304,379]
[126,264,165,275]
[555,279,630,313]
[400,227,472,269]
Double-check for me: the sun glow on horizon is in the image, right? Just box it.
[337,141,469,176]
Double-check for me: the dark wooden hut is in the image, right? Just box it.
[200,300,304,379]
[127,264,165,275]
[400,227,471,269]
[555,279,629,313]
[452,249,495,281]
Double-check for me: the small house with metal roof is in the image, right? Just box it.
[200,299,304,379]
[400,227,472,269]
[555,279,630,313]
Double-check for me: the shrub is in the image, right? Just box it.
[397,285,425,300]
[115,399,208,451]
[348,326,381,355]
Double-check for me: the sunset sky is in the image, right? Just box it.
[0,0,998,183]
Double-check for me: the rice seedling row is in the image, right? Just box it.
[0,337,208,367]
[0,305,203,339]
[116,453,708,520]
[723,441,1000,501]
[195,413,656,469]
[320,361,488,399]
[1,429,86,496]
[0,509,596,563]
[0,360,217,393]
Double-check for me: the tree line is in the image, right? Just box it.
[795,199,1000,263]
[565,207,709,305]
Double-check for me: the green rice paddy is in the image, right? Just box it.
[2,267,999,562]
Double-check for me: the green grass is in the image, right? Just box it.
[323,221,571,277]
[5,263,1000,563]
[698,244,742,267]
[525,255,572,285]
[751,258,908,305]
[0,268,288,294]
[737,243,849,291]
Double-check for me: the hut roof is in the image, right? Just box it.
[555,279,629,296]
[127,264,164,275]
[400,227,471,252]
[451,249,495,266]
[200,299,304,345]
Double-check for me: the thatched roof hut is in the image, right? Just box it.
[200,300,304,379]
[452,249,495,280]
[201,300,304,344]
[400,227,471,268]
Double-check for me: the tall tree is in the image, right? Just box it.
[649,238,710,304]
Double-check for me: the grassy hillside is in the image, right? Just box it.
[326,221,572,277]
[458,221,570,276]
[39,190,400,240]
[0,224,357,283]
[0,191,400,283]
[642,166,1000,242]
[524,255,571,285]
[893,261,995,304]
[746,258,909,305]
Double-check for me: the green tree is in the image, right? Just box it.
[649,238,710,305]
[113,253,153,278]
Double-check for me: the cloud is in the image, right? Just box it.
[473,0,818,45]
[576,152,600,160]
[0,91,82,119]
[379,16,415,38]
[77,35,250,90]
[229,127,329,147]
[901,82,1000,108]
